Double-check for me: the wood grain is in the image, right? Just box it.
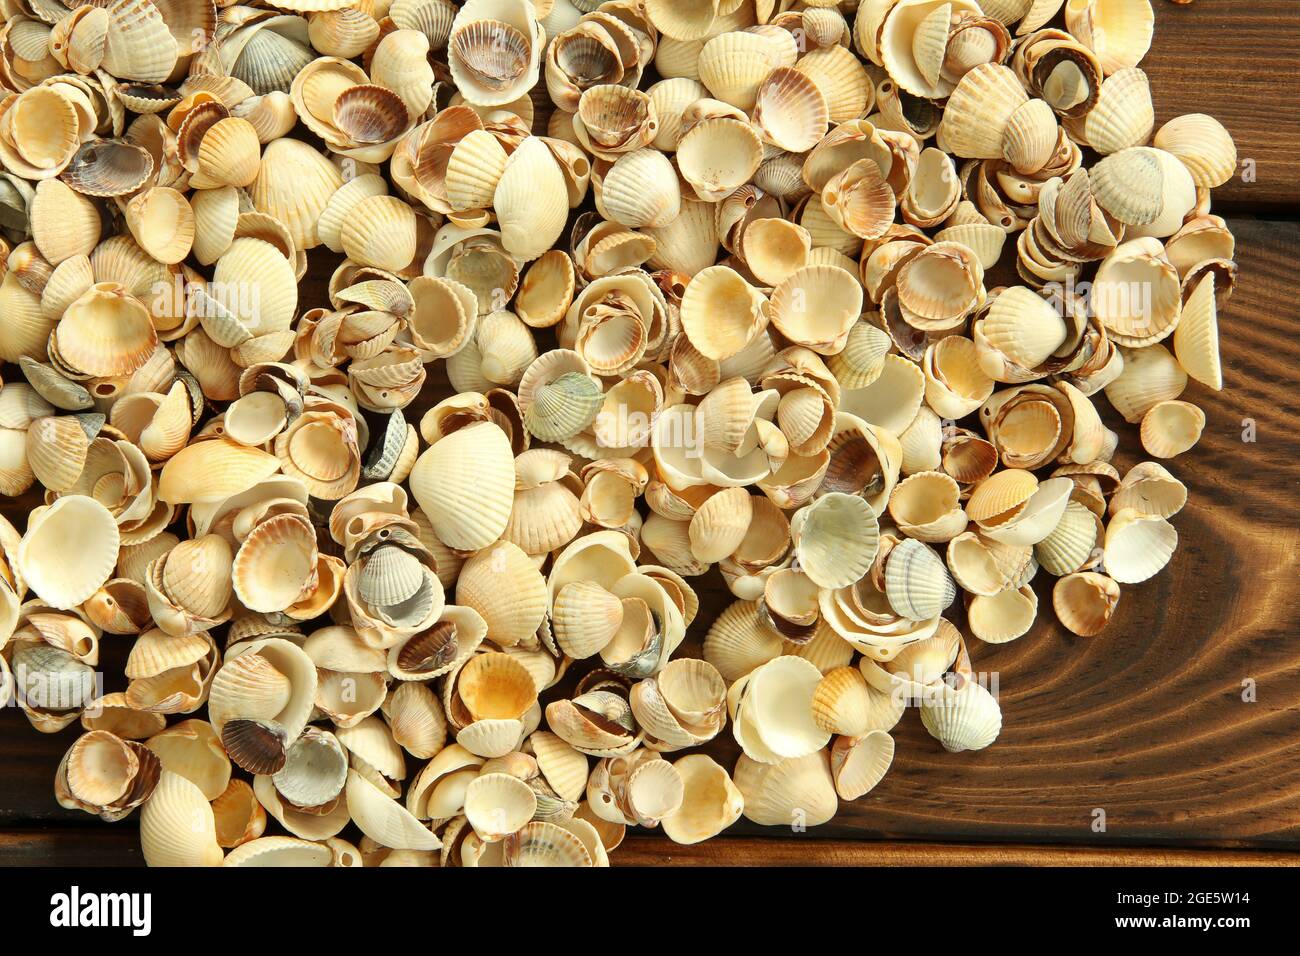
[3,2,1300,867]
[2,828,1296,867]
[1146,2,1300,209]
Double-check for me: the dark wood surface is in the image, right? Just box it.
[3,1,1300,866]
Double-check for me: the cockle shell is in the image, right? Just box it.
[733,750,837,828]
[18,496,119,610]
[140,771,223,867]
[409,421,515,551]
[919,677,1001,753]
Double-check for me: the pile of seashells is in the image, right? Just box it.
[0,0,1236,866]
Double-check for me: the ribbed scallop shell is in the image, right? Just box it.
[494,136,569,262]
[599,148,681,229]
[250,137,345,250]
[1033,499,1098,576]
[408,421,515,551]
[919,678,1001,752]
[1103,507,1177,584]
[139,771,223,866]
[937,63,1028,159]
[456,542,548,647]
[1084,67,1154,156]
[1172,273,1221,390]
[733,751,837,827]
[553,581,624,659]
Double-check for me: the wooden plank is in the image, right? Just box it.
[1145,2,1300,208]
[613,837,1300,867]
[2,217,1294,861]
[0,828,1296,867]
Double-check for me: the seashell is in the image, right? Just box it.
[599,149,681,229]
[19,496,119,610]
[923,336,996,419]
[647,199,720,276]
[770,265,862,355]
[1125,148,1197,241]
[502,820,592,866]
[409,421,515,551]
[1104,343,1187,424]
[740,218,809,288]
[447,0,542,108]
[232,513,318,614]
[644,0,719,42]
[1083,67,1154,156]
[821,159,896,241]
[3,87,82,179]
[54,283,158,379]
[157,439,280,505]
[25,415,92,493]
[210,779,267,849]
[192,116,261,189]
[919,677,1001,753]
[495,137,569,262]
[1034,499,1098,576]
[660,754,742,845]
[516,251,576,329]
[57,730,160,820]
[1001,98,1059,176]
[1140,400,1205,459]
[1065,0,1154,74]
[1154,113,1237,190]
[1103,507,1176,584]
[752,68,828,154]
[1109,461,1186,519]
[528,730,589,803]
[346,768,441,851]
[686,487,752,564]
[1053,571,1120,636]
[829,730,895,801]
[251,137,345,251]
[145,720,230,802]
[937,64,1028,160]
[523,372,603,442]
[841,355,925,437]
[456,543,548,647]
[729,656,831,763]
[341,195,418,273]
[795,44,874,124]
[140,771,223,867]
[979,286,1069,372]
[464,771,538,842]
[812,666,892,738]
[1091,237,1181,348]
[791,493,880,590]
[698,30,779,110]
[553,581,624,660]
[733,751,837,827]
[680,265,768,361]
[676,117,763,203]
[884,538,957,621]
[1172,273,1221,391]
[31,179,102,266]
[967,584,1037,643]
[889,471,968,543]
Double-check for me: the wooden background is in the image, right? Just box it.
[3,0,1300,866]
